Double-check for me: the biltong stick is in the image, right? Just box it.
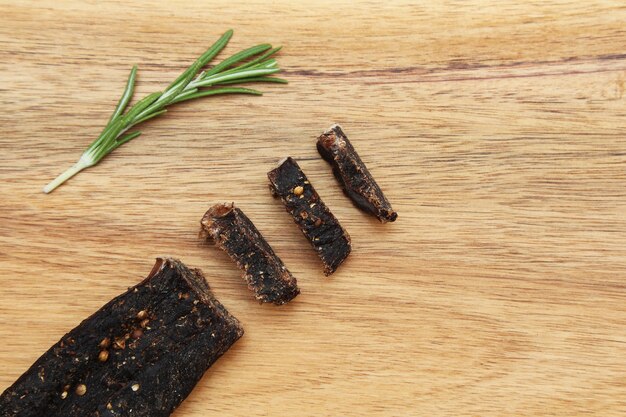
[0,258,243,417]
[268,157,351,276]
[200,203,300,305]
[317,124,398,223]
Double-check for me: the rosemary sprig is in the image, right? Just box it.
[43,29,286,193]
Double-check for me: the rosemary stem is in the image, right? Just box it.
[42,157,92,194]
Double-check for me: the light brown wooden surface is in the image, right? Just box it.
[1,1,626,415]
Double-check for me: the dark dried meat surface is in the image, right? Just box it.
[200,203,300,305]
[0,258,243,417]
[317,124,397,223]
[268,157,351,276]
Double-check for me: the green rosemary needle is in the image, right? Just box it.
[43,29,286,193]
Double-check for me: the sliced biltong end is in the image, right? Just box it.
[317,124,398,223]
[200,203,300,305]
[0,258,243,417]
[267,157,352,276]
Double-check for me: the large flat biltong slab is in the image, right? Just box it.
[317,124,398,223]
[268,157,351,276]
[0,258,243,417]
[200,203,300,305]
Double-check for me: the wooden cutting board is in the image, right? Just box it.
[1,1,626,415]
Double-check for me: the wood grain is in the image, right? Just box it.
[1,1,626,415]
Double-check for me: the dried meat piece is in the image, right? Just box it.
[268,157,351,276]
[317,124,398,223]
[200,203,300,305]
[0,258,243,417]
